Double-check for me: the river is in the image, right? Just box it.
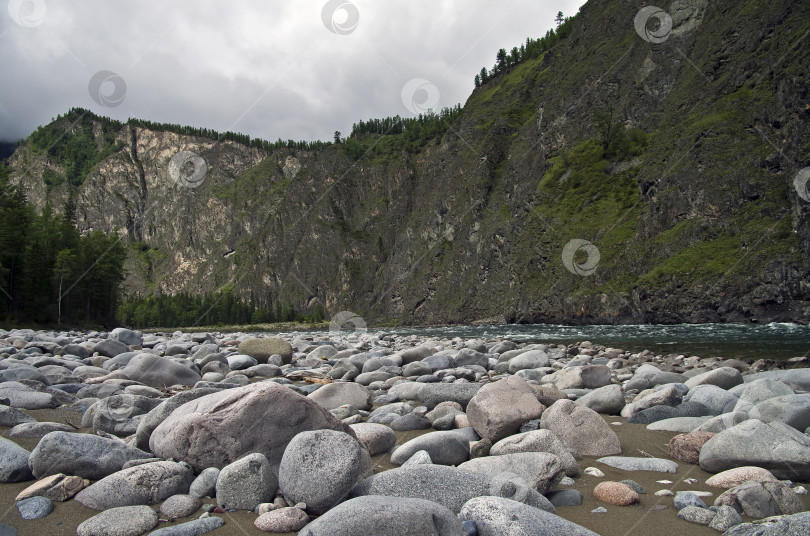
[279,322,810,361]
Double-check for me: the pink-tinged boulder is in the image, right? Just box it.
[705,466,778,489]
[149,382,356,472]
[668,431,716,464]
[593,481,640,506]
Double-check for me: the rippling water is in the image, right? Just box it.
[280,322,810,361]
[379,323,810,361]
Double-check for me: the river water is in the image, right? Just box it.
[283,322,810,361]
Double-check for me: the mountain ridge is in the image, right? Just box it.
[6,0,810,326]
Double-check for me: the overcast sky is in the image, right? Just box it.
[0,0,587,143]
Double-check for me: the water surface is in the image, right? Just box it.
[281,323,810,361]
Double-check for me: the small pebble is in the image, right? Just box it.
[656,480,673,484]
[591,507,608,513]
[584,467,605,477]
[655,490,674,497]
[793,486,807,495]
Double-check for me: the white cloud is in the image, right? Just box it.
[0,0,587,142]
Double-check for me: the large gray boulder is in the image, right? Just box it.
[238,337,293,364]
[508,350,551,374]
[683,384,738,416]
[459,496,600,536]
[684,367,743,390]
[150,382,356,472]
[0,436,33,483]
[574,384,625,415]
[0,405,36,427]
[699,420,810,480]
[753,394,810,431]
[298,495,467,536]
[29,431,152,480]
[418,382,482,409]
[742,369,810,392]
[723,512,810,536]
[278,429,369,515]
[76,506,158,536]
[490,430,579,476]
[0,381,57,409]
[466,376,545,443]
[307,382,373,411]
[216,453,276,511]
[390,429,478,466]
[0,366,51,385]
[93,338,130,357]
[714,479,803,519]
[458,452,563,494]
[119,354,201,389]
[539,399,621,456]
[732,378,795,409]
[75,461,194,510]
[133,387,219,450]
[350,464,554,513]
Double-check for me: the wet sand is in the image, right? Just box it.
[2,409,809,536]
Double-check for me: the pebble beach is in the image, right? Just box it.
[1,327,809,535]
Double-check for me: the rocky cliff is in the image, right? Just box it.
[7,0,810,325]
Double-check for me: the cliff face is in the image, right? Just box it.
[8,0,810,325]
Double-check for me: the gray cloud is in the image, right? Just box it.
[0,0,587,142]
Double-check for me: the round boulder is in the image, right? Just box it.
[278,429,368,515]
[149,382,356,473]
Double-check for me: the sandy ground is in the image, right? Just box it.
[1,408,809,536]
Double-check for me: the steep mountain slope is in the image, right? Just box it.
[7,0,810,325]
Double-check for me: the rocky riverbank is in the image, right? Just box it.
[1,327,809,535]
